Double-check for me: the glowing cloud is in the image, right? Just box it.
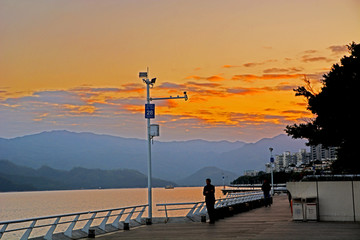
[231,74,304,82]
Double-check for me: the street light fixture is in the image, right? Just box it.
[140,69,188,224]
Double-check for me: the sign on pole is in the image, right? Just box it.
[145,104,155,118]
[139,72,148,78]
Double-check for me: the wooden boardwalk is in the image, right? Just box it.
[88,195,360,240]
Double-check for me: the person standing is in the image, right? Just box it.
[203,178,216,224]
[261,179,271,207]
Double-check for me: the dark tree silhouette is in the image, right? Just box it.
[285,42,360,173]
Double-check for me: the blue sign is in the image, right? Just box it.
[270,157,274,163]
[145,104,155,119]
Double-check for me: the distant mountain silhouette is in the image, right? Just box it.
[0,130,308,182]
[0,175,36,192]
[0,160,174,192]
[176,166,238,186]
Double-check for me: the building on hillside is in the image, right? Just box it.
[244,170,259,176]
[273,149,311,172]
[274,155,283,171]
[283,151,292,168]
[270,146,336,173]
[295,149,310,166]
[265,163,272,174]
[310,144,337,161]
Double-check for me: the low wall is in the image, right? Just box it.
[287,181,360,222]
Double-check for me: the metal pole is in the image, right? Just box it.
[269,148,274,196]
[222,175,225,190]
[271,163,274,196]
[139,69,188,224]
[146,80,153,223]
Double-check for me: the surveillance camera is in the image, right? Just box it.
[151,78,156,84]
[184,92,188,101]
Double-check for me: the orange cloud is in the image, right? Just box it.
[121,83,145,94]
[33,113,49,122]
[185,75,202,80]
[243,62,261,67]
[229,112,291,126]
[206,75,225,81]
[122,104,143,113]
[281,109,311,115]
[231,74,304,82]
[242,59,277,68]
[226,83,299,96]
[301,55,333,63]
[62,104,97,114]
[186,81,221,88]
[227,87,260,95]
[156,99,179,109]
[263,67,303,73]
[222,65,241,68]
[185,75,225,81]
[328,45,348,54]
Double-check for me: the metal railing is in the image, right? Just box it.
[229,183,286,188]
[0,204,147,240]
[156,192,263,221]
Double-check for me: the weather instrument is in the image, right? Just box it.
[139,69,188,224]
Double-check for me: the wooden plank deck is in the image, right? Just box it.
[88,195,360,240]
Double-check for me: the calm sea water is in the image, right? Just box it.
[0,187,224,222]
[0,187,226,239]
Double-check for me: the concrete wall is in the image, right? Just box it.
[353,181,360,222]
[287,181,359,222]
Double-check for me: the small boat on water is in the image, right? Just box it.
[165,185,174,189]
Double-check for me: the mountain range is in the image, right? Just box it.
[0,160,174,191]
[0,130,308,183]
[177,166,238,186]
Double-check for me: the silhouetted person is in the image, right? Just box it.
[203,178,215,224]
[287,190,292,207]
[261,179,271,207]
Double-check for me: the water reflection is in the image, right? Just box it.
[0,187,224,221]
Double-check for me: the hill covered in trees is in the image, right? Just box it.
[0,160,175,192]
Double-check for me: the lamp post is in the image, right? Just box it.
[139,69,188,224]
[269,147,274,196]
[222,173,225,190]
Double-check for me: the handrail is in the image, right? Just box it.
[156,192,263,221]
[230,183,286,187]
[302,174,360,181]
[156,192,263,207]
[0,204,148,240]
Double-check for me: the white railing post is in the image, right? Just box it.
[200,205,207,215]
[186,203,198,217]
[20,220,36,240]
[0,204,149,239]
[215,199,222,208]
[112,209,125,229]
[64,214,80,238]
[124,207,136,224]
[82,213,96,233]
[44,217,60,240]
[193,203,204,216]
[154,192,264,221]
[164,205,168,221]
[136,206,147,223]
[99,210,112,231]
[0,224,8,239]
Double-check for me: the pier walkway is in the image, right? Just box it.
[89,195,360,240]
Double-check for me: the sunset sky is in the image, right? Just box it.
[1,0,359,142]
